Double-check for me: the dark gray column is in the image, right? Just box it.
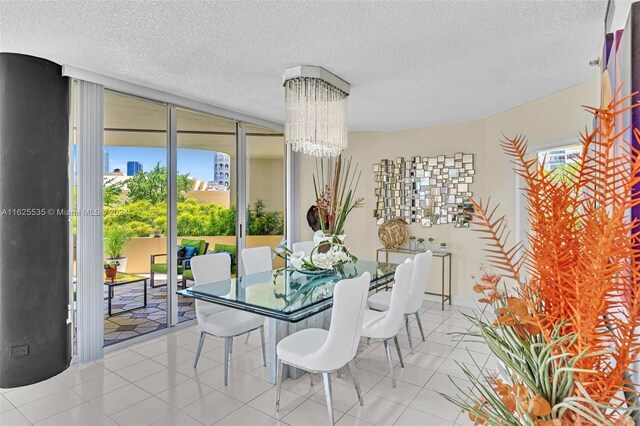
[0,53,71,388]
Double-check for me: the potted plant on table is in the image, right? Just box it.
[104,225,131,273]
[104,260,119,282]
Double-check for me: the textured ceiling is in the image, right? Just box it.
[0,0,607,131]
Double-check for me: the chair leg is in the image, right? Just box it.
[259,326,266,367]
[383,339,396,388]
[405,314,414,353]
[229,337,233,354]
[415,311,426,342]
[150,270,155,288]
[336,367,342,378]
[393,335,405,368]
[309,373,313,386]
[194,331,206,368]
[224,337,231,386]
[322,372,336,426]
[275,358,283,411]
[245,331,251,344]
[383,339,397,388]
[347,360,364,406]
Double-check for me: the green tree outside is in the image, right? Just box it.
[126,162,192,204]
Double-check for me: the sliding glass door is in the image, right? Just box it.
[241,124,285,271]
[72,80,286,354]
[103,92,168,345]
[175,108,237,317]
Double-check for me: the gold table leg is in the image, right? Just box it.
[441,256,445,310]
[448,254,452,306]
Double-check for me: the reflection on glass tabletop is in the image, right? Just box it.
[178,259,397,322]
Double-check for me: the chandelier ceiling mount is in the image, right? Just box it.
[283,65,350,158]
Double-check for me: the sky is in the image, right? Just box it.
[100,147,219,181]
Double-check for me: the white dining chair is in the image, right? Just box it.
[275,272,371,426]
[241,246,273,275]
[291,240,315,256]
[360,261,413,387]
[368,251,433,352]
[190,253,266,385]
[239,246,273,343]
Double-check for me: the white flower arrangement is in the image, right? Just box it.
[279,243,356,273]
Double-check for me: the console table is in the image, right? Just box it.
[376,247,452,310]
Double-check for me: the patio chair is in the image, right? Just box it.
[149,238,209,289]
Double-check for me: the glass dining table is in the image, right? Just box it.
[177,259,397,383]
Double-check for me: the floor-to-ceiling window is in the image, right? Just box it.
[68,74,286,356]
[102,92,169,345]
[176,108,238,280]
[243,124,285,269]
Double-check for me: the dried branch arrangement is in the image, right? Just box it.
[445,91,640,425]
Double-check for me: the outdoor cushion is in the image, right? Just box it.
[183,246,199,259]
[181,238,207,256]
[210,247,237,275]
[214,243,236,255]
[150,263,184,274]
[183,269,194,281]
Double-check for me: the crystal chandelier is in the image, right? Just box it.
[283,66,350,158]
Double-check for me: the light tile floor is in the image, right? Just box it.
[1,301,496,426]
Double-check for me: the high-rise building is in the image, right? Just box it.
[538,146,581,171]
[213,152,231,188]
[127,161,143,176]
[104,151,110,174]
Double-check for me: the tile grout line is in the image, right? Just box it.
[4,302,488,426]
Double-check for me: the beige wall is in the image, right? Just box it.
[184,190,230,207]
[184,158,283,212]
[249,158,284,212]
[123,235,284,273]
[298,79,598,301]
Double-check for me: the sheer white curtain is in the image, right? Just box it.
[76,80,105,364]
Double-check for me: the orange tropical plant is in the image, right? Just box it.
[444,91,640,425]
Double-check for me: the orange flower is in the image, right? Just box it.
[489,378,524,414]
[481,273,501,285]
[473,270,503,305]
[468,406,486,425]
[528,395,552,417]
[506,297,528,316]
[494,298,541,337]
[501,394,517,412]
[473,284,486,293]
[493,380,511,397]
[524,322,541,335]
[495,307,517,326]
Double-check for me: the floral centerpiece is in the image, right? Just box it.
[313,155,364,251]
[276,240,357,275]
[289,243,355,273]
[443,93,640,425]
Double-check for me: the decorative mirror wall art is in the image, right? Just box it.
[373,153,475,227]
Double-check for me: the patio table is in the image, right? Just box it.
[104,273,148,317]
